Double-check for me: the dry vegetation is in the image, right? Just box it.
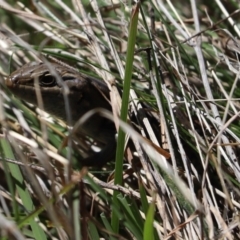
[0,0,240,239]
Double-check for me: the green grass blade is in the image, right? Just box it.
[112,2,140,233]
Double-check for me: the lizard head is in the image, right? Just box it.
[6,62,111,124]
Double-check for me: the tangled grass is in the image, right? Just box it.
[0,0,240,239]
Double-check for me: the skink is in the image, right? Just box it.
[6,61,116,167]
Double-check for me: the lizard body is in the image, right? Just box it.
[6,61,116,166]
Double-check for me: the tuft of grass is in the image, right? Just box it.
[0,0,240,239]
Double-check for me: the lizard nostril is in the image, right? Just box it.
[5,77,16,87]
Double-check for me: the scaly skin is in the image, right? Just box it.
[6,61,116,167]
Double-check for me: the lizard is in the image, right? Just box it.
[5,61,116,167]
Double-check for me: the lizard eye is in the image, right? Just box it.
[39,76,56,87]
